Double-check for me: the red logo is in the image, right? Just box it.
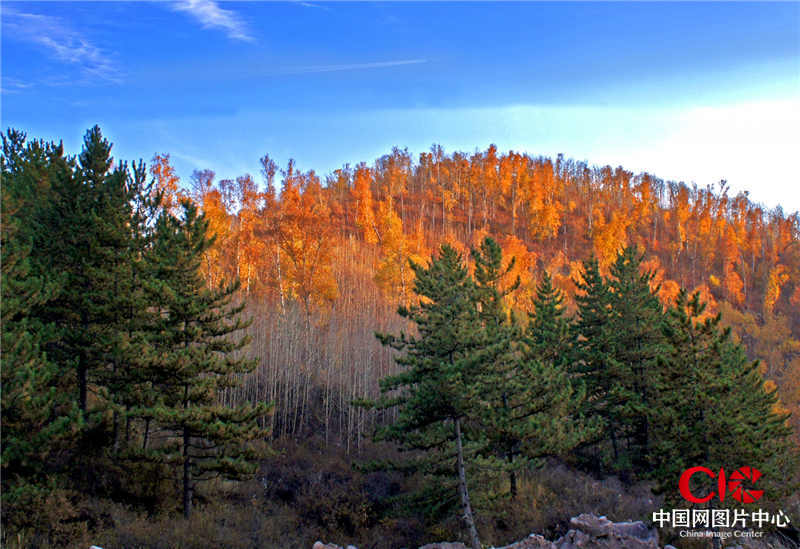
[679,466,763,504]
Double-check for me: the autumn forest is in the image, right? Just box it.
[2,126,799,548]
[170,142,800,442]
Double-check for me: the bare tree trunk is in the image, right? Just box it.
[183,424,192,519]
[511,184,517,236]
[275,243,285,315]
[112,404,120,453]
[79,363,87,413]
[455,417,481,549]
[468,194,473,236]
[508,451,517,500]
[183,382,193,519]
[142,418,150,450]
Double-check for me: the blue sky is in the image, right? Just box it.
[2,1,799,211]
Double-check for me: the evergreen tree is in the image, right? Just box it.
[525,270,571,368]
[146,200,271,518]
[30,126,132,415]
[573,247,666,478]
[650,290,796,505]
[604,246,666,473]
[572,255,616,469]
[472,236,519,328]
[471,242,596,501]
[1,130,80,531]
[371,244,484,549]
[101,159,164,454]
[469,237,522,498]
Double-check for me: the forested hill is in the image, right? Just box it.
[4,126,799,547]
[156,143,800,437]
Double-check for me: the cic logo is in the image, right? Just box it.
[679,466,764,504]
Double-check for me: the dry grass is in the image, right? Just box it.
[5,444,798,549]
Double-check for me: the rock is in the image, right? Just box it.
[312,542,341,549]
[552,528,591,549]
[312,513,661,549]
[550,513,659,549]
[496,533,556,548]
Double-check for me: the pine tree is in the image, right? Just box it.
[604,246,666,473]
[146,200,271,518]
[471,236,519,328]
[469,237,523,498]
[102,159,163,454]
[471,241,596,500]
[650,290,796,505]
[31,126,132,415]
[573,247,666,478]
[1,130,80,531]
[525,270,571,368]
[371,244,484,549]
[521,268,598,463]
[572,255,616,470]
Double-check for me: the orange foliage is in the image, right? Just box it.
[498,234,537,310]
[274,164,338,317]
[765,264,789,314]
[594,210,630,269]
[659,279,681,307]
[724,269,745,305]
[174,144,800,436]
[150,153,186,214]
[691,283,718,322]
[373,198,427,303]
[352,164,378,244]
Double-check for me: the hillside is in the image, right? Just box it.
[3,128,798,548]
[167,145,800,442]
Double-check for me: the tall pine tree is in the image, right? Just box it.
[146,200,271,518]
[471,241,594,501]
[1,130,80,532]
[525,270,571,368]
[372,244,484,549]
[573,247,666,478]
[604,246,666,474]
[650,289,796,505]
[572,255,616,470]
[31,126,132,416]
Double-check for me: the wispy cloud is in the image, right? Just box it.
[1,8,121,84]
[281,59,427,74]
[0,77,34,95]
[289,0,332,12]
[172,0,254,43]
[171,150,214,169]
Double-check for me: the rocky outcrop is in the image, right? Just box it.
[419,541,469,549]
[312,543,358,549]
[494,514,659,549]
[312,511,800,549]
[312,513,659,549]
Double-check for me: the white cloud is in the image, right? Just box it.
[0,77,33,94]
[172,0,253,43]
[339,99,800,212]
[610,99,800,211]
[281,59,427,74]
[289,1,332,11]
[1,8,121,84]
